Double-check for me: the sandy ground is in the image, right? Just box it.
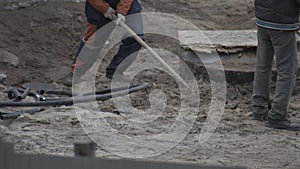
[0,1,299,169]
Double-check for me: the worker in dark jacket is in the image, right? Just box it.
[252,0,300,131]
[63,0,143,86]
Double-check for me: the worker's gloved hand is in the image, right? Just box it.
[114,13,126,25]
[104,7,117,20]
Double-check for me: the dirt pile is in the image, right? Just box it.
[0,0,255,86]
[0,1,85,85]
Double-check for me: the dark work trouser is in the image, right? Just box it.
[72,0,144,77]
[252,26,297,120]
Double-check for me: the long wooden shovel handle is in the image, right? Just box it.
[119,21,189,88]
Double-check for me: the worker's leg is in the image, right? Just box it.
[268,30,297,120]
[69,23,98,77]
[72,0,115,77]
[106,0,144,78]
[64,22,114,86]
[252,26,275,120]
[75,23,115,76]
[64,1,114,86]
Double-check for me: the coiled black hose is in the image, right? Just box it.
[6,88,45,102]
[0,83,150,107]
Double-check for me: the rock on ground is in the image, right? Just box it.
[0,51,19,67]
[0,74,7,83]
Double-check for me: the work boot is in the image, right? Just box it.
[106,72,129,82]
[252,112,268,122]
[63,72,83,87]
[266,118,300,131]
[106,69,120,80]
[63,72,74,87]
[252,108,269,122]
[63,58,86,87]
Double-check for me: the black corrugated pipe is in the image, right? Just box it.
[0,83,150,107]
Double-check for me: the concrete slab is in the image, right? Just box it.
[179,30,257,54]
[179,30,300,54]
[179,30,300,83]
